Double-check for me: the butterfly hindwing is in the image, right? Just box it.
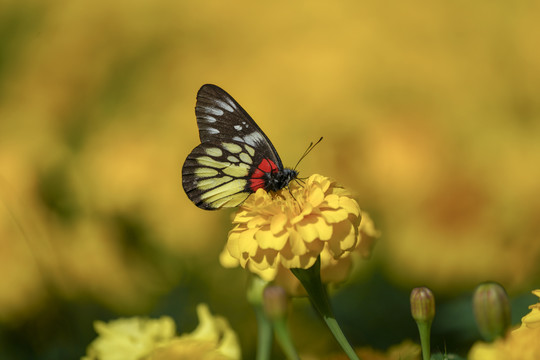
[182,142,251,209]
[182,84,288,210]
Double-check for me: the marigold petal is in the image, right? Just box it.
[233,210,252,223]
[339,196,361,217]
[291,204,313,225]
[288,230,309,255]
[327,220,357,257]
[316,218,333,241]
[235,227,257,240]
[295,215,333,243]
[522,308,540,329]
[307,187,325,207]
[247,216,268,229]
[295,220,319,244]
[340,226,358,251]
[226,231,242,259]
[247,263,277,281]
[219,248,239,268]
[255,227,288,250]
[310,174,331,193]
[281,257,301,269]
[320,208,349,223]
[250,253,272,270]
[235,229,258,257]
[281,254,316,270]
[298,253,318,268]
[270,213,288,234]
[324,194,340,209]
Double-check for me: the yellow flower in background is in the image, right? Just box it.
[468,289,540,360]
[82,316,176,360]
[83,304,241,360]
[520,289,540,329]
[221,174,375,286]
[150,304,241,360]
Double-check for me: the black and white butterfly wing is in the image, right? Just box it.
[182,84,285,210]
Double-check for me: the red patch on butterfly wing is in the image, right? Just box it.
[250,178,265,191]
[250,158,279,191]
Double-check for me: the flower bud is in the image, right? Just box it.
[410,287,436,324]
[473,282,511,341]
[263,286,289,320]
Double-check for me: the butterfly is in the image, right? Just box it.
[182,84,299,210]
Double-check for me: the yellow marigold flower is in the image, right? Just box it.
[468,289,540,360]
[82,316,176,360]
[221,174,377,287]
[82,304,241,360]
[150,304,241,360]
[273,210,378,295]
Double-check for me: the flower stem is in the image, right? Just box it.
[416,321,431,360]
[291,257,361,360]
[254,306,273,360]
[248,276,273,360]
[273,317,301,360]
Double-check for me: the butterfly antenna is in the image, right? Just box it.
[293,137,323,171]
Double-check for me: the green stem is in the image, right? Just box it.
[416,321,431,360]
[291,257,361,360]
[273,318,301,360]
[254,306,273,360]
[322,316,359,359]
[247,276,273,360]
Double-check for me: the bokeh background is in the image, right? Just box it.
[1,0,539,358]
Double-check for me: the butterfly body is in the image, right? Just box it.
[182,84,297,210]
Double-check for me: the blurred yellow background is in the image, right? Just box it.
[1,0,539,357]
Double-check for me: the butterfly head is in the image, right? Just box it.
[263,167,298,192]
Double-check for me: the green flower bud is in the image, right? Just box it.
[473,282,511,342]
[410,287,436,324]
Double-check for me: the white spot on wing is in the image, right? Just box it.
[215,100,235,113]
[224,97,237,110]
[203,128,220,134]
[202,106,224,116]
[232,136,244,143]
[243,131,265,146]
[234,125,242,131]
[199,115,216,123]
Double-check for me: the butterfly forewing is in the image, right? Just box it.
[182,84,288,210]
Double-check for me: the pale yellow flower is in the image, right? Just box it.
[82,304,241,360]
[468,289,540,360]
[82,316,176,360]
[150,304,241,360]
[221,174,377,291]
